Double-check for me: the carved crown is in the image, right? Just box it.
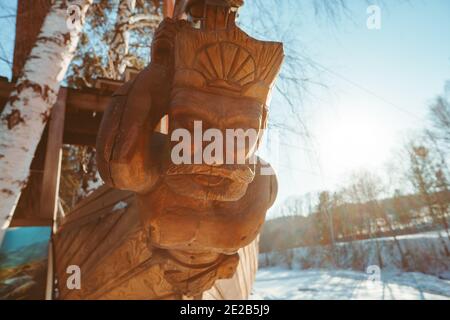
[173,24,284,105]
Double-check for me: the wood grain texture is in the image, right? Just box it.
[204,238,259,300]
[54,1,282,300]
[54,186,261,300]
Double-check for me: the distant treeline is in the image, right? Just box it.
[260,191,450,253]
[261,81,450,258]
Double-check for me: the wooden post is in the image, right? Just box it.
[163,0,175,18]
[39,88,67,232]
[45,240,54,300]
[155,0,174,134]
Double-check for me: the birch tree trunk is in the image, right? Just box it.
[0,0,92,245]
[107,0,161,79]
[107,0,136,79]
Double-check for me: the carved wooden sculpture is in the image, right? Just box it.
[53,0,283,299]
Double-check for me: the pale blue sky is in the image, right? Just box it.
[239,0,450,215]
[1,1,449,217]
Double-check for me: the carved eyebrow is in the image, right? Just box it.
[226,103,263,121]
[172,101,262,123]
[225,115,262,129]
[226,107,263,124]
[171,104,218,124]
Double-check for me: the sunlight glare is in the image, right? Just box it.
[318,110,393,179]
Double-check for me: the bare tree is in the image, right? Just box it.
[60,1,162,211]
[67,0,161,87]
[429,86,450,150]
[316,191,337,264]
[345,171,387,267]
[107,0,161,79]
[406,141,450,255]
[237,0,353,148]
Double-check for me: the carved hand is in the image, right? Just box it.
[96,20,179,193]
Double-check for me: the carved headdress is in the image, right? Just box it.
[172,0,284,105]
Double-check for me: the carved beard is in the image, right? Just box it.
[137,160,277,254]
[164,163,256,202]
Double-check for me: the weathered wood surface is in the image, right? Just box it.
[204,239,259,300]
[53,0,282,300]
[54,185,258,300]
[54,186,170,300]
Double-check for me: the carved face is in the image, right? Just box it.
[141,88,275,252]
[138,13,283,255]
[163,87,265,202]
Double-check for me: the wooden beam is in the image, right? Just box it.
[163,0,175,18]
[1,81,110,147]
[45,240,54,300]
[64,111,103,136]
[63,132,97,147]
[66,88,111,112]
[1,81,111,114]
[39,88,67,230]
[9,217,53,227]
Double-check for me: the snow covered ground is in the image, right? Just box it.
[253,230,450,299]
[260,230,450,279]
[251,267,450,300]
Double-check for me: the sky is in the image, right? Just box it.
[1,1,450,218]
[239,0,450,215]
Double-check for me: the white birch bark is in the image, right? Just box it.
[107,0,136,79]
[0,0,92,245]
[107,0,161,79]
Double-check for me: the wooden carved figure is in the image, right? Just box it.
[53,0,284,299]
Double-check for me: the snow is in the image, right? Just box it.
[251,267,450,300]
[112,201,128,211]
[260,230,450,279]
[254,230,450,300]
[362,229,450,241]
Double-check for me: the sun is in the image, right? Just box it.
[317,109,393,180]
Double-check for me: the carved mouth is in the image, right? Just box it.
[193,175,226,187]
[163,164,255,201]
[165,164,255,184]
[164,174,247,202]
